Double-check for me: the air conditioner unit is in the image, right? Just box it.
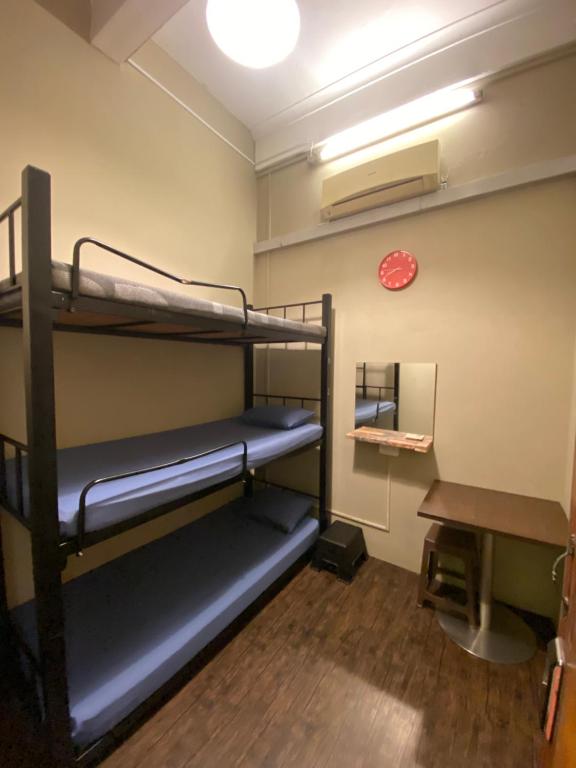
[321,140,441,221]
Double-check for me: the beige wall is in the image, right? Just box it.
[0,0,256,607]
[398,364,437,436]
[256,180,576,620]
[257,52,576,240]
[566,340,576,513]
[255,53,576,620]
[130,42,254,161]
[34,0,91,39]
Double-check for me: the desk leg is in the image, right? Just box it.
[480,531,494,629]
[436,531,537,664]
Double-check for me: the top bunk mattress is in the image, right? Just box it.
[1,262,326,340]
[5,418,322,540]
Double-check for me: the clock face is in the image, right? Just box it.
[378,250,418,290]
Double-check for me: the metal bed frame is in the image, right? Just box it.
[0,166,333,766]
[356,361,400,430]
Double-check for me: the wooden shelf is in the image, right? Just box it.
[346,426,433,454]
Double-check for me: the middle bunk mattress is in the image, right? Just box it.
[7,412,323,539]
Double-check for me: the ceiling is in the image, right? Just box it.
[153,0,576,164]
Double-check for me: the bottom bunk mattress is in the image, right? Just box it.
[5,417,322,539]
[12,498,319,748]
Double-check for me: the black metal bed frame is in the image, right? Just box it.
[0,166,333,766]
[356,361,400,430]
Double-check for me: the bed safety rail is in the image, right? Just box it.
[0,613,44,732]
[254,393,321,408]
[355,384,396,399]
[6,613,42,674]
[71,237,249,327]
[75,439,249,555]
[253,299,322,327]
[0,433,29,528]
[0,198,22,290]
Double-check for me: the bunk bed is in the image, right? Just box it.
[0,166,332,766]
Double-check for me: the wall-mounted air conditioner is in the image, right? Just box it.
[321,140,441,221]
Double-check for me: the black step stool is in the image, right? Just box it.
[312,521,367,582]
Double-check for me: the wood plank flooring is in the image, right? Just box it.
[0,558,543,767]
[103,559,543,768]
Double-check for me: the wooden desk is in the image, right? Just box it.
[418,480,568,664]
[419,480,567,547]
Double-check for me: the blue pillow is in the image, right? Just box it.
[235,487,315,534]
[240,405,314,430]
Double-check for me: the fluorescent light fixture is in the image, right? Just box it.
[206,0,300,70]
[315,87,482,163]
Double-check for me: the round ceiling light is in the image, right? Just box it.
[206,0,300,69]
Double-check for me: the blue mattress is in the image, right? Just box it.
[11,500,319,748]
[5,418,322,539]
[354,399,396,426]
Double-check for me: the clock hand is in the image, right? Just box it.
[383,267,402,277]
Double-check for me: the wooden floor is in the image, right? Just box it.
[2,559,543,768]
[104,559,542,768]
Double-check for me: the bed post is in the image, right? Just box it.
[319,294,332,532]
[243,322,254,413]
[0,517,9,657]
[21,166,74,764]
[393,362,400,431]
[243,322,254,497]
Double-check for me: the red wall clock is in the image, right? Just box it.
[378,250,418,290]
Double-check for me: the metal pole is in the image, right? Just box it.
[243,323,254,498]
[479,532,494,629]
[21,166,74,763]
[319,294,332,531]
[393,363,400,431]
[0,512,9,643]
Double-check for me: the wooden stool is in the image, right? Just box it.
[417,523,479,626]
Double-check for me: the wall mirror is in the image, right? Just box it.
[355,362,437,437]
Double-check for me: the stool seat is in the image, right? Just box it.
[418,523,479,626]
[425,523,477,552]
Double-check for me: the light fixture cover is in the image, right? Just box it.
[206,0,300,69]
[316,87,482,162]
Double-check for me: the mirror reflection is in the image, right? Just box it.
[355,362,437,436]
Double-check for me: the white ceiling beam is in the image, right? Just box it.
[90,0,190,63]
